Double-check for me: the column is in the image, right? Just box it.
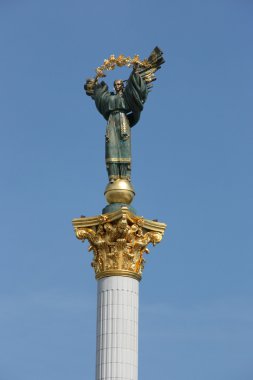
[73,207,166,380]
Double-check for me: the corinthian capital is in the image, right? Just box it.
[72,207,166,281]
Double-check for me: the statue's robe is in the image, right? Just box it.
[93,72,148,181]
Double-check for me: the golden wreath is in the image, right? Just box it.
[95,54,152,79]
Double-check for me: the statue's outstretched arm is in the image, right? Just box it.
[84,79,109,99]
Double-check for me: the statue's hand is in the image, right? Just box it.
[84,78,108,96]
[84,78,97,97]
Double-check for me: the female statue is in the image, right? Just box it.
[84,47,164,183]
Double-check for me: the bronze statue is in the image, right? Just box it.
[84,47,165,184]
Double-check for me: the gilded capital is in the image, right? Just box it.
[72,207,166,281]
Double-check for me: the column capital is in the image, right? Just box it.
[72,207,166,281]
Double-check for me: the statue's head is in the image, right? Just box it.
[114,79,124,94]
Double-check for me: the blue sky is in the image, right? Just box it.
[1,0,253,379]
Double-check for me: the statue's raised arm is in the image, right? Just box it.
[84,47,165,186]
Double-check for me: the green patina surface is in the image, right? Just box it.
[93,72,148,181]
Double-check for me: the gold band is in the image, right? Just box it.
[96,270,141,281]
[106,158,131,163]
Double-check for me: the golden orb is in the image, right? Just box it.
[104,179,135,204]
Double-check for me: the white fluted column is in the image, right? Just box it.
[96,276,139,380]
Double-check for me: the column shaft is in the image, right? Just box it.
[96,276,139,380]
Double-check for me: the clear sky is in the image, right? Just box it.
[1,0,252,379]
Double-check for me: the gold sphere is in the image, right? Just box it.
[104,179,135,204]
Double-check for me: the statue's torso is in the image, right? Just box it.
[106,93,130,114]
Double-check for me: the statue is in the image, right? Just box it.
[84,47,165,185]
